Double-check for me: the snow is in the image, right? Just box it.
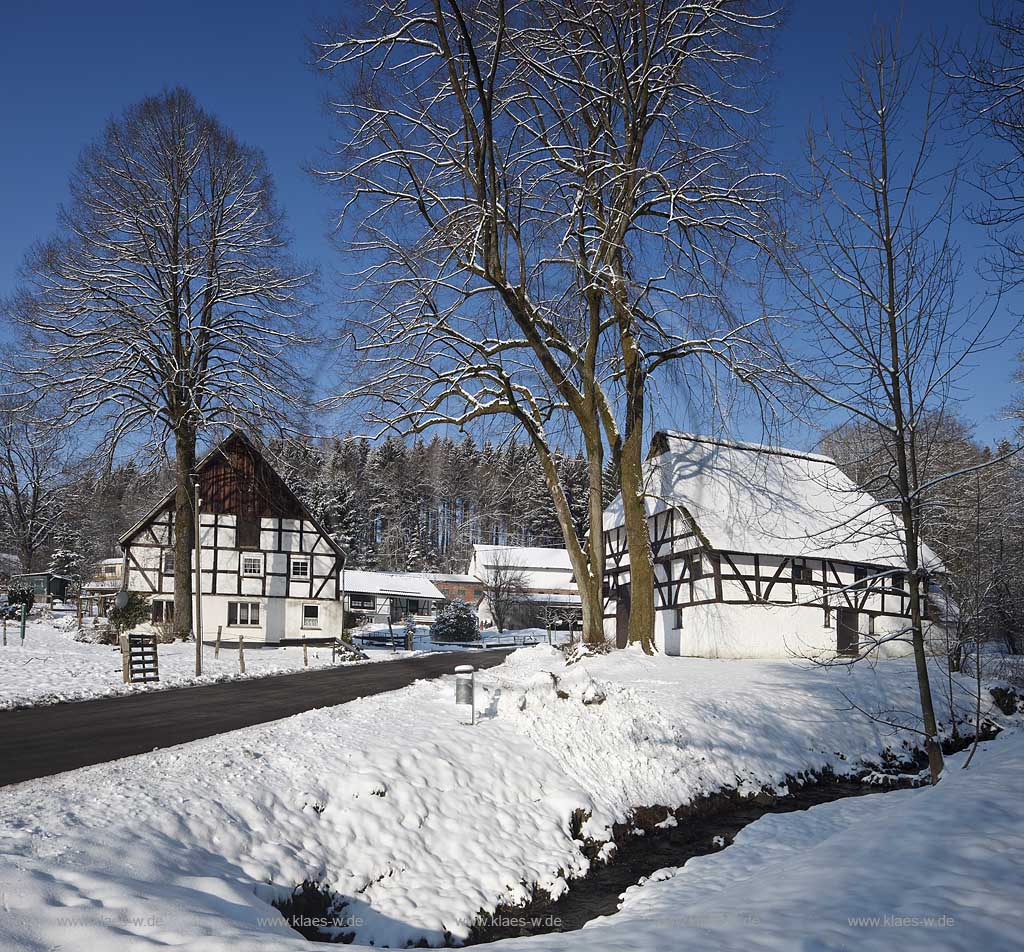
[1,646,1013,950]
[0,616,448,710]
[468,544,577,591]
[603,431,942,569]
[343,570,444,599]
[495,733,1024,952]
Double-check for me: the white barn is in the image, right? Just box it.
[467,544,581,628]
[121,431,346,645]
[602,432,952,659]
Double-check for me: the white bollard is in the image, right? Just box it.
[455,664,475,725]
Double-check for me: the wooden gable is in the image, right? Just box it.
[119,430,343,559]
[198,433,305,522]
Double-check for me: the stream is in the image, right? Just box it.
[465,778,911,944]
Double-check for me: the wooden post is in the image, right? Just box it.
[120,634,130,683]
[215,625,222,659]
[19,603,26,645]
[239,635,245,673]
[303,638,309,668]
[2,619,6,647]
[76,593,83,630]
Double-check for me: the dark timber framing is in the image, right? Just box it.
[120,432,344,626]
[603,504,917,627]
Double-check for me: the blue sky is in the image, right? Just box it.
[0,0,1016,445]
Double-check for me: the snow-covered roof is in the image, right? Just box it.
[604,431,942,570]
[522,592,582,605]
[424,573,479,584]
[343,570,444,600]
[467,545,577,592]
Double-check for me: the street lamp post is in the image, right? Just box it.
[339,547,348,642]
[194,481,204,676]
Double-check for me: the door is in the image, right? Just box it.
[837,608,859,657]
[615,583,631,649]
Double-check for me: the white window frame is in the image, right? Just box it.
[228,601,261,626]
[241,554,264,577]
[290,556,311,580]
[301,604,320,629]
[162,549,175,574]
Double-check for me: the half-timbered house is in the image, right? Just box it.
[120,430,345,644]
[602,432,952,658]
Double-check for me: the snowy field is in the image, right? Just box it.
[0,616,553,710]
[1,645,1017,950]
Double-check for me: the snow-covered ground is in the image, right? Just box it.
[1,645,1015,950]
[498,731,1024,952]
[0,617,545,710]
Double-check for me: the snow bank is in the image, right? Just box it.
[497,730,1024,951]
[0,647,1011,950]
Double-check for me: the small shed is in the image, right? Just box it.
[342,571,444,624]
[8,573,73,604]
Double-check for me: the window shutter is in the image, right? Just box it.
[228,602,238,625]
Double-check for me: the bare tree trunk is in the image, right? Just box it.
[905,539,944,782]
[531,430,606,645]
[172,425,195,642]
[618,427,655,654]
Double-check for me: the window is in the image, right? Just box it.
[291,557,310,580]
[405,598,421,615]
[302,604,320,629]
[227,601,261,626]
[686,552,703,580]
[162,549,175,574]
[854,565,869,589]
[792,559,812,582]
[891,572,906,592]
[675,606,684,630]
[151,600,174,624]
[241,554,263,577]
[350,593,375,611]
[237,518,260,549]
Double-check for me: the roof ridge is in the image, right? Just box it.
[653,430,835,466]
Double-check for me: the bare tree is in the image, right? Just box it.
[0,398,69,572]
[476,548,530,633]
[316,0,779,652]
[7,88,312,641]
[948,1,1024,290]
[775,31,1019,782]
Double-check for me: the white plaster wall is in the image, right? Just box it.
[654,602,917,660]
[195,595,346,644]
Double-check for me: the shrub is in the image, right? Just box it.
[74,623,119,646]
[343,609,369,632]
[108,591,151,633]
[430,598,478,643]
[7,584,34,615]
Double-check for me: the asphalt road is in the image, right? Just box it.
[0,648,513,787]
